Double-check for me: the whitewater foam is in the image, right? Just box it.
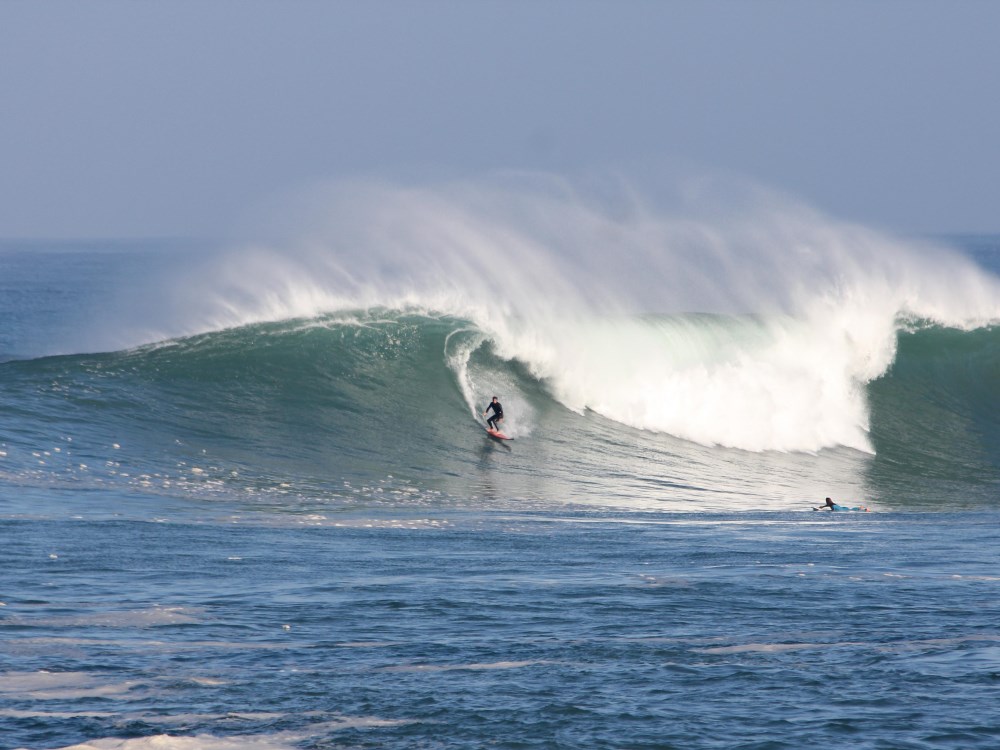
[18,713,416,750]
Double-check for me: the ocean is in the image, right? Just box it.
[2,185,1000,749]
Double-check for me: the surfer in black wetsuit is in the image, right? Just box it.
[814,497,870,511]
[483,396,504,431]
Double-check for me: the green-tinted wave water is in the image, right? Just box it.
[867,323,1000,502]
[2,311,999,513]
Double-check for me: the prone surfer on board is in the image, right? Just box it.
[814,497,870,512]
[483,396,504,431]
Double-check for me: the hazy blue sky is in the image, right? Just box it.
[1,0,998,238]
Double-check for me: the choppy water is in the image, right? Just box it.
[5,511,1000,749]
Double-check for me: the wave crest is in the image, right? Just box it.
[117,175,1000,451]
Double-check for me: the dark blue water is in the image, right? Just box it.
[4,510,1000,750]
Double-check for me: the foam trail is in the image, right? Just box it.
[121,174,1000,451]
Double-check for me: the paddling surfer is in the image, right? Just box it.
[483,396,504,432]
[814,497,870,512]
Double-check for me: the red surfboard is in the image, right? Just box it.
[486,428,512,440]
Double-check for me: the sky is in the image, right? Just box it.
[1,0,998,238]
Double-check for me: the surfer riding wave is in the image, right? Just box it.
[483,396,504,431]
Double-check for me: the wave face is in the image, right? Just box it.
[2,309,1000,511]
[1,179,999,511]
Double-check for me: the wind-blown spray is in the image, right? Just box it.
[126,175,1000,452]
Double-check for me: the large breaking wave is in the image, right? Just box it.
[3,310,1000,511]
[4,175,1000,511]
[104,175,1000,454]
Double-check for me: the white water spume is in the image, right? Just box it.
[30,737,291,750]
[133,174,1000,452]
[31,717,408,750]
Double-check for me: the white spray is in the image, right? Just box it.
[127,174,1000,452]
